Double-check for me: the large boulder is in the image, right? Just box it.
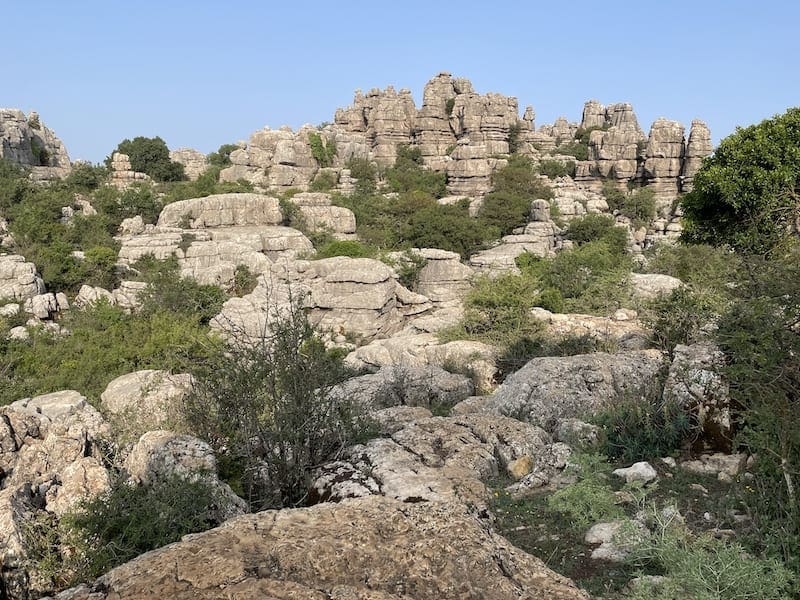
[100,370,195,439]
[156,193,283,228]
[0,255,45,301]
[50,495,587,600]
[482,350,666,431]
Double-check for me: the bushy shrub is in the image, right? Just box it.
[186,298,375,510]
[644,286,726,353]
[497,332,614,380]
[61,475,225,582]
[626,522,794,599]
[92,182,162,226]
[538,159,575,179]
[402,199,495,258]
[592,391,693,463]
[110,136,185,182]
[232,264,258,296]
[63,163,109,191]
[384,145,446,198]
[491,154,554,200]
[478,190,532,236]
[206,143,239,167]
[308,132,336,167]
[314,239,376,259]
[603,182,657,227]
[547,453,624,529]
[309,169,338,192]
[643,243,740,292]
[565,213,627,253]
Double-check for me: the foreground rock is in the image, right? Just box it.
[0,254,46,301]
[51,495,587,600]
[483,350,666,431]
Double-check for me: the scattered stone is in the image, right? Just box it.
[613,461,658,484]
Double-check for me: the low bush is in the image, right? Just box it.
[478,190,531,236]
[185,298,376,510]
[547,453,625,529]
[565,213,628,253]
[604,182,657,227]
[538,159,576,179]
[384,145,446,198]
[644,286,726,353]
[314,239,376,259]
[592,390,694,463]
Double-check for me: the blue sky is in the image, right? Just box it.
[6,1,798,163]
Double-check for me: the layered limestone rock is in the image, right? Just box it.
[530,307,649,351]
[52,495,588,600]
[414,72,459,170]
[290,192,357,238]
[334,86,417,165]
[312,414,562,506]
[100,370,195,438]
[345,333,497,392]
[449,87,520,155]
[469,221,561,274]
[681,119,713,192]
[410,248,474,306]
[0,391,111,598]
[0,255,46,301]
[642,118,686,209]
[157,193,283,228]
[211,257,430,344]
[219,125,324,190]
[482,350,666,431]
[550,177,609,221]
[0,109,71,180]
[109,152,150,187]
[169,147,208,181]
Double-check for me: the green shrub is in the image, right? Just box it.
[309,169,338,192]
[643,243,740,292]
[314,239,376,259]
[232,264,258,296]
[384,145,446,198]
[110,136,185,182]
[308,131,336,167]
[555,140,589,161]
[507,123,523,154]
[547,454,624,529]
[644,286,725,353]
[92,182,162,226]
[592,391,693,463]
[64,475,225,581]
[626,525,794,599]
[491,154,554,200]
[538,159,575,179]
[63,163,109,191]
[565,213,627,253]
[206,143,239,167]
[497,332,613,380]
[185,298,375,510]
[478,191,531,236]
[624,187,657,226]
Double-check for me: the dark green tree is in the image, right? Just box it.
[682,107,800,253]
[110,136,186,182]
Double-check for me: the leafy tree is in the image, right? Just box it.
[682,107,800,253]
[206,143,239,167]
[110,136,186,182]
[384,145,446,198]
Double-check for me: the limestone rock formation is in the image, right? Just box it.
[469,221,561,274]
[100,370,195,438]
[330,365,474,412]
[157,193,283,228]
[0,109,71,180]
[410,248,474,305]
[0,254,46,301]
[169,148,208,181]
[51,495,588,600]
[483,350,666,431]
[530,307,649,351]
[109,152,150,187]
[312,414,558,506]
[290,192,357,238]
[642,118,686,209]
[681,119,713,192]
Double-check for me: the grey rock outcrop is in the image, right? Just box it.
[411,248,474,305]
[169,148,207,181]
[290,192,357,238]
[483,350,666,431]
[51,495,588,600]
[642,118,686,209]
[157,193,283,228]
[109,152,150,187]
[0,109,70,180]
[0,255,45,301]
[681,119,713,192]
[100,370,195,439]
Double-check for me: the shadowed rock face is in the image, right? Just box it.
[50,495,589,600]
[0,109,71,180]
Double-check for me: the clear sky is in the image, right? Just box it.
[5,1,798,163]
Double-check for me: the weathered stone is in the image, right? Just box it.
[169,148,208,181]
[157,193,283,228]
[52,495,588,600]
[530,307,649,351]
[331,365,474,412]
[0,109,71,179]
[629,272,683,300]
[415,250,474,305]
[585,520,649,563]
[483,351,666,432]
[101,370,195,438]
[613,461,658,484]
[0,255,46,301]
[74,284,115,308]
[109,152,150,187]
[682,120,713,192]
